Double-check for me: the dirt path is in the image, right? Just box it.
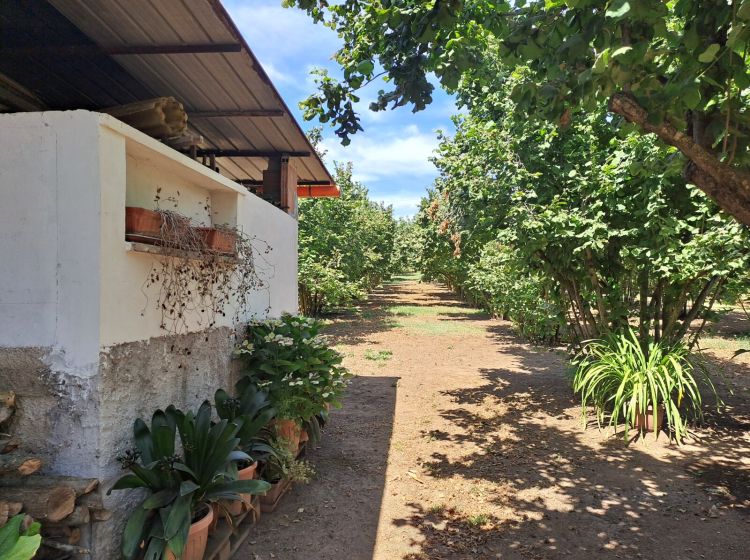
[242,280,750,559]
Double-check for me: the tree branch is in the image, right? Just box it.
[609,93,750,226]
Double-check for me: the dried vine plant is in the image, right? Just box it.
[141,203,274,335]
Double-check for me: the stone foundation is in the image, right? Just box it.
[0,327,244,559]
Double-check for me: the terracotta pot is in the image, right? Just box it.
[197,227,237,254]
[208,503,219,534]
[634,404,665,432]
[237,461,259,510]
[125,207,162,240]
[165,505,213,560]
[273,419,301,453]
[260,478,292,513]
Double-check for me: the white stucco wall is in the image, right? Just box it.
[0,111,103,372]
[0,110,298,355]
[0,111,299,558]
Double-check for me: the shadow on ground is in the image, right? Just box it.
[398,344,748,559]
[243,376,398,559]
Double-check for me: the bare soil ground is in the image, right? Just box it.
[242,280,750,560]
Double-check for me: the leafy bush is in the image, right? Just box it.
[0,515,41,560]
[298,162,396,315]
[262,436,316,484]
[467,242,566,344]
[298,258,364,316]
[235,314,351,422]
[411,71,750,347]
[572,329,717,442]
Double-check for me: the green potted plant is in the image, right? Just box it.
[110,402,270,560]
[0,514,41,560]
[214,382,276,514]
[235,314,351,451]
[572,328,718,442]
[259,437,315,513]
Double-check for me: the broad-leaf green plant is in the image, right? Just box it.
[235,314,351,423]
[215,382,276,465]
[111,402,271,559]
[0,515,41,560]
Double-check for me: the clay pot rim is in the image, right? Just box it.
[190,503,214,532]
[237,460,259,475]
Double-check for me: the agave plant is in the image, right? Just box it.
[572,329,717,442]
[110,402,271,560]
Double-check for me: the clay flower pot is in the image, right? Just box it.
[221,461,259,515]
[126,206,191,246]
[273,419,301,454]
[634,404,665,432]
[238,461,259,509]
[165,504,213,560]
[196,227,237,254]
[208,503,219,534]
[125,207,162,241]
[260,478,292,513]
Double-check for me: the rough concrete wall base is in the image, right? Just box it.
[0,347,100,476]
[0,327,244,559]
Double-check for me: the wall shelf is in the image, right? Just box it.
[124,241,238,263]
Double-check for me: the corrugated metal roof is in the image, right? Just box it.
[14,0,334,185]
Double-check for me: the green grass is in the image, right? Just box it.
[386,272,423,283]
[364,349,393,361]
[467,514,489,526]
[428,503,446,514]
[396,321,485,335]
[383,304,487,335]
[698,333,750,352]
[387,305,484,318]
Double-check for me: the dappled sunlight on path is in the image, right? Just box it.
[241,280,749,560]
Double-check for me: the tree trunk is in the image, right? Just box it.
[608,93,750,226]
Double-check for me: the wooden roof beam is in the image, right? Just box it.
[0,44,243,56]
[191,149,311,158]
[238,179,332,186]
[189,109,285,118]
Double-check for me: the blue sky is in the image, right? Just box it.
[224,1,458,218]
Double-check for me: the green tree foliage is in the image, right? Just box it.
[415,74,749,345]
[298,163,397,315]
[286,0,750,226]
[390,217,423,273]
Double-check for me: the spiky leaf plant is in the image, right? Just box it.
[572,329,717,443]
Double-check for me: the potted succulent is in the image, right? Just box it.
[214,382,276,514]
[259,437,315,513]
[572,329,718,442]
[110,402,270,560]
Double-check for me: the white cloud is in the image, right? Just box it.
[228,2,340,64]
[321,125,440,183]
[372,192,426,218]
[261,61,294,85]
